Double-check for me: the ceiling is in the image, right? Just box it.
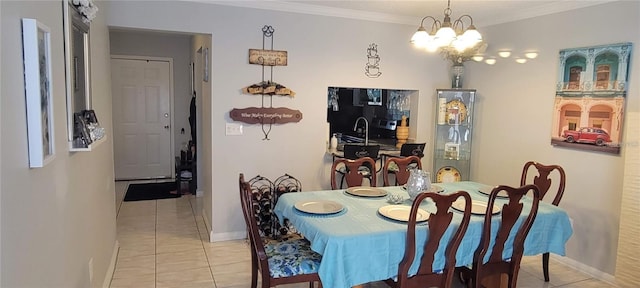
[209,0,615,27]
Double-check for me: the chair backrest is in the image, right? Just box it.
[520,161,566,206]
[331,157,377,189]
[239,174,271,281]
[472,184,541,285]
[400,143,426,158]
[396,191,472,288]
[383,155,422,186]
[343,144,380,160]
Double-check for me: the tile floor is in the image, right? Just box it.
[109,181,616,288]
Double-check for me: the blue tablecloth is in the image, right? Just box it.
[273,181,573,288]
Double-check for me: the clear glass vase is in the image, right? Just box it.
[406,169,431,201]
[451,64,465,89]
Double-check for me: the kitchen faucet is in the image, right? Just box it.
[353,117,369,146]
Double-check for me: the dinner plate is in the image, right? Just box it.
[477,184,508,198]
[294,200,344,214]
[451,199,501,215]
[346,186,388,197]
[401,184,444,193]
[378,205,429,222]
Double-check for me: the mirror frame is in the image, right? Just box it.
[63,1,92,148]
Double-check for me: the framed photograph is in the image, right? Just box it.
[22,18,55,168]
[74,112,92,146]
[84,109,98,125]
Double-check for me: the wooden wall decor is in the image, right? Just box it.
[231,25,303,140]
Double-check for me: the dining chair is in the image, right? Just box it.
[239,174,323,288]
[386,191,472,288]
[520,161,566,282]
[382,155,422,186]
[459,184,541,288]
[381,143,425,184]
[331,157,377,189]
[332,144,380,189]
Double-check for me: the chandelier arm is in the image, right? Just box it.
[457,14,475,26]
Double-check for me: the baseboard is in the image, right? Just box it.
[196,189,203,197]
[551,254,616,285]
[102,240,119,288]
[211,231,246,242]
[201,208,212,242]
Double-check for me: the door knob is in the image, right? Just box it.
[164,125,170,129]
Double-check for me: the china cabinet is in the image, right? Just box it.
[433,89,475,182]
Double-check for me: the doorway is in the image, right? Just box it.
[111,56,174,180]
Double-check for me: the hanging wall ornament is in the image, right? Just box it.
[365,43,382,78]
[230,25,303,140]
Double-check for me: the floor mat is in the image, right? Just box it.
[123,182,181,202]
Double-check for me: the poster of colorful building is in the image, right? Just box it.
[550,42,632,154]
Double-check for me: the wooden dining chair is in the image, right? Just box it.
[239,174,323,288]
[459,184,541,288]
[520,161,566,282]
[382,155,422,186]
[386,191,472,288]
[332,144,380,188]
[331,157,377,189]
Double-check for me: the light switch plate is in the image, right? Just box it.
[225,123,243,136]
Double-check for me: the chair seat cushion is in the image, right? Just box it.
[337,166,372,176]
[265,238,322,278]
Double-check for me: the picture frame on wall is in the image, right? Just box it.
[550,42,632,155]
[22,18,55,168]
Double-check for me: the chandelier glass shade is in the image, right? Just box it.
[411,0,483,54]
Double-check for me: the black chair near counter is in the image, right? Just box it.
[332,144,380,189]
[520,161,566,282]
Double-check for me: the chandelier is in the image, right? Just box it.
[410,0,483,56]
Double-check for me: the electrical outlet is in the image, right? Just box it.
[225,123,243,136]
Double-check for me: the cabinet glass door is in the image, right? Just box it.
[433,89,475,183]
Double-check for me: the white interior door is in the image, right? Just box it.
[111,57,173,180]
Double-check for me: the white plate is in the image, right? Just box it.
[451,199,501,215]
[477,185,508,198]
[346,186,388,197]
[294,200,344,214]
[378,205,429,222]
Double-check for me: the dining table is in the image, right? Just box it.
[273,181,573,288]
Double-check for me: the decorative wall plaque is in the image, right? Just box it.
[229,107,303,124]
[249,49,288,66]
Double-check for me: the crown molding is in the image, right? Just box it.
[191,0,618,27]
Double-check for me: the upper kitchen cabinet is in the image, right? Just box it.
[433,89,475,183]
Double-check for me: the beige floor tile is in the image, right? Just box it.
[156,237,204,254]
[112,254,156,279]
[211,268,252,288]
[520,256,592,286]
[109,273,155,288]
[203,244,250,266]
[156,266,215,288]
[559,278,618,288]
[156,248,209,274]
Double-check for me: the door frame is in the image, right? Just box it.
[111,54,176,180]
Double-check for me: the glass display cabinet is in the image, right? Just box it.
[433,89,476,183]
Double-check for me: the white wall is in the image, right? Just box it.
[106,0,447,240]
[109,30,193,157]
[1,1,117,287]
[466,1,639,277]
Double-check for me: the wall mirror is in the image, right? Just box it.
[63,2,92,149]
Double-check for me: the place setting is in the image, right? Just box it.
[293,199,346,216]
[450,198,501,215]
[344,186,388,197]
[378,204,430,223]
